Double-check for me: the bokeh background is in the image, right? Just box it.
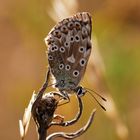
[0,0,140,140]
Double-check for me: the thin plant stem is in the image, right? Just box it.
[46,109,96,140]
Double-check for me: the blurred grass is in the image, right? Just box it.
[0,0,140,140]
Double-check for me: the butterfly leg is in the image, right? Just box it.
[57,91,70,106]
[61,91,70,100]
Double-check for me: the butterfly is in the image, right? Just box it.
[45,12,106,110]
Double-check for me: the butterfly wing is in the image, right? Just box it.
[45,12,92,91]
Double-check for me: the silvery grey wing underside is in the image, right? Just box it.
[45,12,92,89]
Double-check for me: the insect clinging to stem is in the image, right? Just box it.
[45,12,106,110]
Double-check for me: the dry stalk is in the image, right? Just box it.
[46,109,96,140]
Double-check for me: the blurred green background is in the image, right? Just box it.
[0,0,140,140]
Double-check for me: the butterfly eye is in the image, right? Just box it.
[48,55,53,60]
[75,35,80,42]
[79,46,85,53]
[73,70,80,77]
[65,65,71,71]
[80,58,86,66]
[59,64,64,70]
[59,47,65,53]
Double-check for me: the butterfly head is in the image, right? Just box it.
[74,86,87,97]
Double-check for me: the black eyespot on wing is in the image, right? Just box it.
[75,35,80,42]
[59,46,65,53]
[60,25,68,34]
[64,42,69,47]
[65,64,71,71]
[75,21,81,30]
[80,58,86,66]
[73,70,79,77]
[68,22,74,29]
[53,30,61,38]
[70,36,74,42]
[59,64,64,70]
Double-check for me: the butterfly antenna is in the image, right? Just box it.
[86,90,106,111]
[85,87,107,102]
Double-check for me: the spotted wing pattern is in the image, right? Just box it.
[45,12,92,92]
